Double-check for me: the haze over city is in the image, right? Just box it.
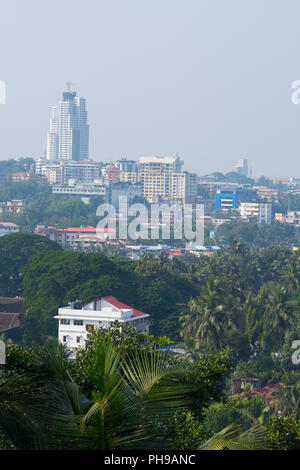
[0,0,300,176]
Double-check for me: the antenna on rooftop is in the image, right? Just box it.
[66,81,76,92]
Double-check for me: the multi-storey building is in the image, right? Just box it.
[215,187,259,210]
[137,155,196,203]
[119,171,141,183]
[239,202,272,224]
[52,183,106,198]
[36,159,102,185]
[46,90,89,162]
[171,172,197,204]
[34,225,116,247]
[12,172,31,182]
[108,182,143,205]
[252,186,279,202]
[54,296,150,350]
[234,159,248,177]
[0,222,20,236]
[116,158,138,173]
[285,211,300,226]
[0,200,25,214]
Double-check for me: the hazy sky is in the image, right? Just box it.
[0,0,299,177]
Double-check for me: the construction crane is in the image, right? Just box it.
[66,81,76,91]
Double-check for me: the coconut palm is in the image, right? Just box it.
[199,423,269,450]
[180,279,228,351]
[0,372,60,449]
[56,340,194,450]
[264,285,292,349]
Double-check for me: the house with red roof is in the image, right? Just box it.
[54,296,150,350]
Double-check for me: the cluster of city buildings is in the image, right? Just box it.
[4,87,300,245]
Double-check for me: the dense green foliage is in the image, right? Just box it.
[0,233,62,296]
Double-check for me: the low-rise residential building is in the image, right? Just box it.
[0,222,20,236]
[54,296,150,350]
[0,297,24,340]
[0,200,25,214]
[35,225,116,246]
[11,172,31,182]
[285,211,300,226]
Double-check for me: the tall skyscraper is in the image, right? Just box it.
[46,90,89,162]
[234,158,248,177]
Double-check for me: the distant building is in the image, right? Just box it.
[116,158,138,173]
[52,183,106,198]
[54,296,150,350]
[273,177,300,187]
[0,222,20,236]
[108,182,143,205]
[215,187,258,210]
[12,172,31,182]
[0,200,25,214]
[35,225,116,247]
[231,377,263,395]
[105,167,121,181]
[239,202,272,224]
[252,186,279,203]
[138,155,196,203]
[234,159,248,177]
[0,297,24,340]
[285,211,300,226]
[36,159,103,185]
[46,89,89,162]
[119,171,141,184]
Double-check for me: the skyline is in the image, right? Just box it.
[0,0,300,177]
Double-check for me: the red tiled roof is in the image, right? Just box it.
[0,313,20,332]
[56,226,116,233]
[102,296,148,318]
[0,297,24,304]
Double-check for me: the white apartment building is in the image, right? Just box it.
[46,90,89,162]
[285,211,300,226]
[138,155,183,176]
[171,172,197,204]
[52,183,106,198]
[0,200,25,214]
[36,159,102,185]
[55,296,150,350]
[116,158,138,172]
[239,202,272,224]
[0,222,20,236]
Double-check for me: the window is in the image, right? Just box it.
[62,336,67,342]
[74,320,83,326]
[76,336,81,343]
[60,319,70,325]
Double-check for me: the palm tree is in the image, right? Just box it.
[198,423,269,450]
[56,340,194,450]
[0,372,60,449]
[264,285,292,349]
[180,279,227,351]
